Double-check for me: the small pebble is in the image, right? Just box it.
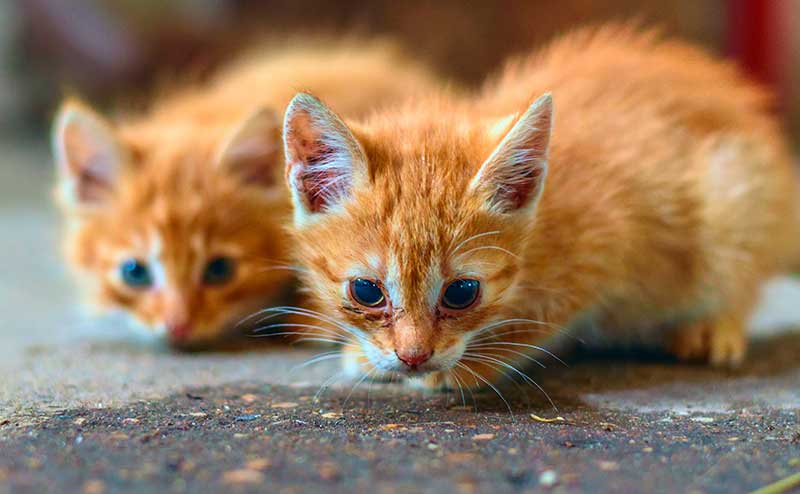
[271,402,298,409]
[472,433,495,441]
[245,458,271,470]
[82,479,105,494]
[235,414,262,422]
[318,462,340,481]
[222,469,264,484]
[539,469,558,487]
[690,416,714,423]
[598,461,619,472]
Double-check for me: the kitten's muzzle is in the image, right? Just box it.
[395,348,433,370]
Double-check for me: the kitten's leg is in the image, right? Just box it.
[669,312,748,367]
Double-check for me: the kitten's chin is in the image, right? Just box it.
[405,372,454,392]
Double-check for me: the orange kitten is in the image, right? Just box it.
[52,40,442,349]
[282,26,800,390]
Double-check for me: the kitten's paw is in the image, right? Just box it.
[670,317,746,368]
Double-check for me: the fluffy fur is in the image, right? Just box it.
[53,39,442,349]
[283,25,800,391]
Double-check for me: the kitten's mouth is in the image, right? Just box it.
[399,364,433,375]
[395,349,434,374]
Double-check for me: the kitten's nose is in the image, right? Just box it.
[396,348,433,368]
[167,321,192,342]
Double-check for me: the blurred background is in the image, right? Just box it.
[2,0,800,142]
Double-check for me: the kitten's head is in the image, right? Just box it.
[283,92,552,377]
[52,100,292,348]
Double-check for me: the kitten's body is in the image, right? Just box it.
[283,26,800,389]
[474,27,800,356]
[54,40,442,348]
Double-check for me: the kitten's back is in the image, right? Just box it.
[131,39,441,129]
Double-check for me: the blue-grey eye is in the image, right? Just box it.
[120,259,152,288]
[442,279,480,309]
[203,256,236,285]
[349,278,386,308]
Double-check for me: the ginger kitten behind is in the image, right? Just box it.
[52,40,442,349]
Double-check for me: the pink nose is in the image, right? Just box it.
[396,349,433,368]
[167,322,192,342]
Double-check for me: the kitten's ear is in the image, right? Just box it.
[283,92,367,223]
[52,101,127,208]
[216,107,282,187]
[470,93,553,214]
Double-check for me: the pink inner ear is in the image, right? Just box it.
[224,139,281,187]
[62,123,119,203]
[286,109,354,214]
[298,142,345,213]
[76,161,115,202]
[498,165,545,211]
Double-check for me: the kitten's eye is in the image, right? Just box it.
[349,278,386,308]
[203,256,236,285]
[441,279,480,310]
[120,259,153,288]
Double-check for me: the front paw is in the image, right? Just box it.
[669,317,747,367]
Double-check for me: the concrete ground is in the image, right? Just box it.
[1,139,799,493]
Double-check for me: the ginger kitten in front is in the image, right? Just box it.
[52,41,441,349]
[282,26,800,391]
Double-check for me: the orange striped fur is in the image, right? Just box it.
[283,26,800,390]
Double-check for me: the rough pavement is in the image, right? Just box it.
[2,340,799,494]
[1,139,799,493]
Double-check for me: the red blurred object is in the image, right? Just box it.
[727,0,789,108]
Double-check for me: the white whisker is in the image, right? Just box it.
[252,322,348,340]
[288,351,342,373]
[463,352,556,410]
[459,245,521,260]
[455,361,513,414]
[447,369,467,409]
[342,365,376,410]
[468,341,568,366]
[466,345,546,368]
[314,370,346,402]
[451,230,501,255]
